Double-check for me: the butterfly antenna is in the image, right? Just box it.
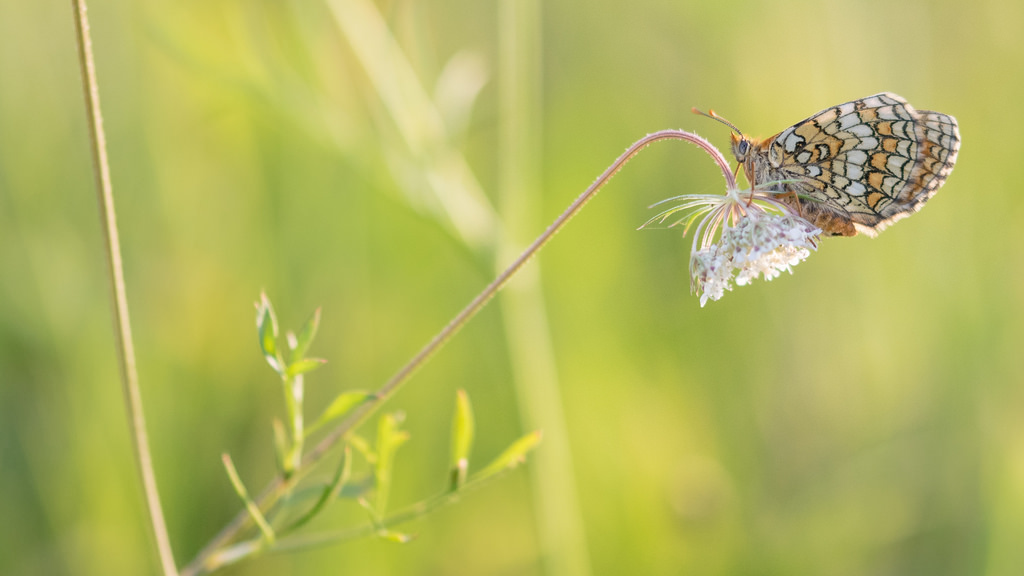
[691,107,744,136]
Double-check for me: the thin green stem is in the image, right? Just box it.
[282,373,304,476]
[180,129,730,575]
[70,1,178,575]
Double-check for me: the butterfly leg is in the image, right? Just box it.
[771,188,804,216]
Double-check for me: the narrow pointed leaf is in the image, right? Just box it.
[256,293,282,373]
[374,412,410,514]
[449,389,474,491]
[222,453,276,543]
[306,391,376,436]
[282,445,352,533]
[473,430,542,482]
[289,307,322,364]
[286,358,328,378]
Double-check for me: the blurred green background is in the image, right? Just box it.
[2,0,1021,574]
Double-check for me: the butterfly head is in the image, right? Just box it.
[729,132,753,164]
[693,107,755,178]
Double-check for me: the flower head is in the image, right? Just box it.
[645,185,821,306]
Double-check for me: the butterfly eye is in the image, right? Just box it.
[737,140,750,156]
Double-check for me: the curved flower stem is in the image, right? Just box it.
[181,129,732,575]
[70,1,178,575]
[305,130,734,460]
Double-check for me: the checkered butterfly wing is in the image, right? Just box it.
[765,92,960,236]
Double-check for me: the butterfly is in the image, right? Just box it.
[699,93,960,237]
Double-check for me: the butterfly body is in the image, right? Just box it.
[728,93,960,237]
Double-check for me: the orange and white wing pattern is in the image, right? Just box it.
[754,93,960,236]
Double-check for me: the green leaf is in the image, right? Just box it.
[222,453,276,543]
[306,391,376,436]
[286,358,328,378]
[449,389,474,491]
[374,412,410,514]
[288,307,321,364]
[256,293,282,374]
[282,445,352,534]
[473,430,542,482]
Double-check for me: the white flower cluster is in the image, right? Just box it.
[690,212,820,307]
[641,146,825,307]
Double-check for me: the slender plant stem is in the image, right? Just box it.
[306,131,732,458]
[70,1,178,575]
[181,129,731,575]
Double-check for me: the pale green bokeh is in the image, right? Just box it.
[2,0,1021,575]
